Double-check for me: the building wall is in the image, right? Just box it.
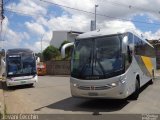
[67,33,77,42]
[50,31,68,48]
[50,31,78,48]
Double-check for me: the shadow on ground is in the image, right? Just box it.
[35,98,129,113]
[34,80,154,113]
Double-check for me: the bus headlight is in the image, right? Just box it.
[73,83,77,87]
[111,83,117,87]
[107,81,119,87]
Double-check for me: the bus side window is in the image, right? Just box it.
[128,33,133,44]
[127,33,133,63]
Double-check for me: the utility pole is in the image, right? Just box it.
[0,0,4,41]
[40,33,45,61]
[94,4,98,30]
[41,33,45,53]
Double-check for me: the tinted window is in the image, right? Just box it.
[128,33,133,44]
[134,35,155,57]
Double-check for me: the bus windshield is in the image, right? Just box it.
[71,35,124,79]
[7,53,36,77]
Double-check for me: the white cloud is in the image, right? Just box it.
[4,0,160,52]
[7,0,47,17]
[25,22,45,35]
[0,17,30,49]
[143,30,160,40]
[49,0,160,21]
[99,20,136,30]
[24,40,49,52]
[47,14,90,32]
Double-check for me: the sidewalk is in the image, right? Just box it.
[155,69,160,77]
[0,79,5,119]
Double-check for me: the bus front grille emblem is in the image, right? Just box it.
[90,86,95,90]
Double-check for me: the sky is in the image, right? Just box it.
[1,0,160,52]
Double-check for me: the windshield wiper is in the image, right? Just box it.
[94,49,105,76]
[79,51,92,76]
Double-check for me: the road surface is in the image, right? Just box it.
[3,76,160,114]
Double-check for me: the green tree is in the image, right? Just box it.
[43,45,60,61]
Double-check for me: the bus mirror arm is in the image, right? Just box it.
[36,57,40,63]
[61,42,74,58]
[127,45,132,63]
[2,73,5,77]
[1,58,6,67]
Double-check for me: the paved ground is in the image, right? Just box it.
[2,76,160,115]
[0,81,4,118]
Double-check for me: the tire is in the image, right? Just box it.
[149,69,154,85]
[28,83,34,87]
[149,79,154,85]
[5,82,12,90]
[130,80,140,100]
[7,86,13,90]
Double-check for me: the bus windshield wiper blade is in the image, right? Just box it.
[79,52,92,76]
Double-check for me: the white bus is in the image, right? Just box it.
[5,48,38,87]
[62,29,156,100]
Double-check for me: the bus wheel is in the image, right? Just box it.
[149,70,154,85]
[149,79,154,85]
[131,80,140,100]
[28,83,34,87]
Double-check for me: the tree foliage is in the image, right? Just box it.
[43,45,60,61]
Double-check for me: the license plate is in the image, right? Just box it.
[21,81,26,84]
[88,92,98,96]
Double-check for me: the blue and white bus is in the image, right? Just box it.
[5,48,38,87]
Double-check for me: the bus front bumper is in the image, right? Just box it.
[70,78,128,99]
[6,78,38,87]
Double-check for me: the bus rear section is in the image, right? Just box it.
[67,30,156,99]
[6,49,38,87]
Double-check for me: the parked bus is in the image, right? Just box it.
[62,29,156,99]
[5,48,38,87]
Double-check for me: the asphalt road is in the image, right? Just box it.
[3,76,160,115]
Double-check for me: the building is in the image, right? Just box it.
[147,39,160,69]
[50,30,83,48]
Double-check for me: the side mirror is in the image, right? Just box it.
[1,49,5,57]
[1,57,6,67]
[36,57,40,63]
[61,42,74,58]
[2,73,5,77]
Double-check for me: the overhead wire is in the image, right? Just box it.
[3,0,160,32]
[4,7,160,30]
[99,0,160,14]
[38,0,160,26]
[4,0,160,26]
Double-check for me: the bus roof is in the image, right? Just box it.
[77,29,154,48]
[7,48,33,54]
[77,29,127,39]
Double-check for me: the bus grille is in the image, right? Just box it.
[78,85,111,90]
